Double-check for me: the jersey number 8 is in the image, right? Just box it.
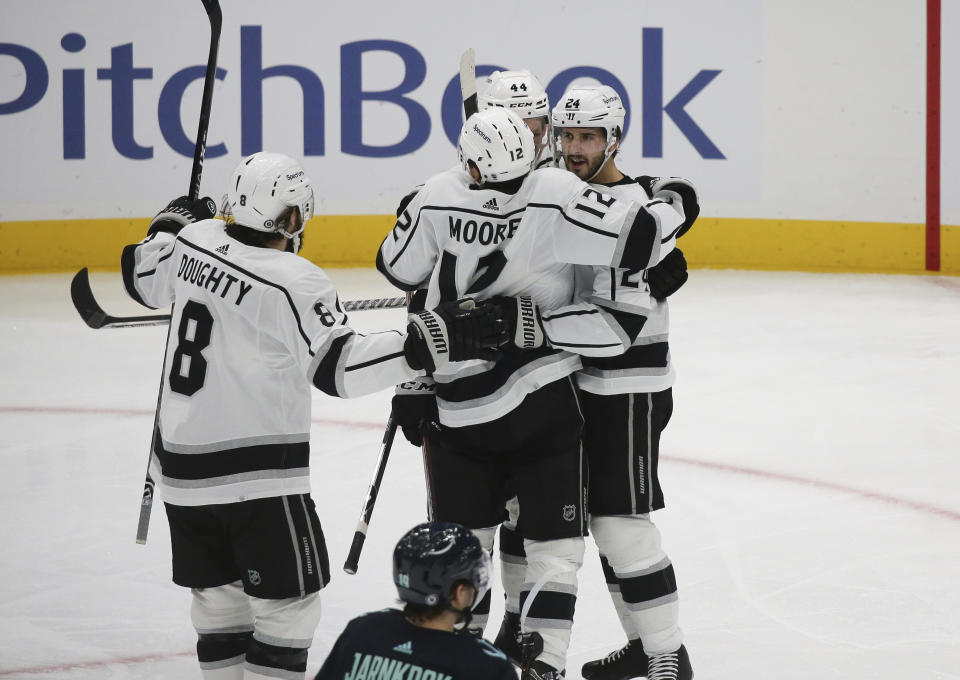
[169,300,213,396]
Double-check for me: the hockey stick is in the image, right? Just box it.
[136,0,222,545]
[70,268,405,330]
[459,48,478,118]
[343,413,398,575]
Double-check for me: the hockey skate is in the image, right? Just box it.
[646,645,693,680]
[580,640,647,680]
[581,641,692,680]
[494,612,544,668]
[521,660,565,680]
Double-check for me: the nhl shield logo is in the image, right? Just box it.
[247,569,262,586]
[562,504,577,522]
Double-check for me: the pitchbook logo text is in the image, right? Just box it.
[0,28,724,161]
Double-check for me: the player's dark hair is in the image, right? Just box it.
[401,578,473,623]
[466,160,528,195]
[609,125,623,159]
[225,206,300,249]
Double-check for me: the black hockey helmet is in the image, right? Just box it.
[393,521,491,609]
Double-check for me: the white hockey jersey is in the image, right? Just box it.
[122,220,420,506]
[376,166,687,427]
[575,177,683,395]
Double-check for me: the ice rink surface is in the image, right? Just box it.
[1,268,958,679]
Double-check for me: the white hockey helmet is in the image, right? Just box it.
[552,85,626,172]
[458,108,535,184]
[479,69,550,120]
[224,152,314,245]
[480,70,553,165]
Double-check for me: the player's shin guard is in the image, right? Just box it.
[499,518,527,615]
[246,592,322,679]
[591,515,683,655]
[191,582,254,679]
[599,553,640,641]
[520,536,584,671]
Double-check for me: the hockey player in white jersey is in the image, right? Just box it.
[120,151,507,680]
[554,86,695,680]
[377,108,698,680]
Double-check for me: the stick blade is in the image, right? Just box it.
[460,48,478,119]
[70,268,109,329]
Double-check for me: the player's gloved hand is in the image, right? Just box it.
[646,248,688,300]
[148,195,218,236]
[404,298,507,374]
[392,378,440,447]
[487,295,546,351]
[636,175,700,238]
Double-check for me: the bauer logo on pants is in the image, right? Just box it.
[562,505,577,522]
[247,569,262,586]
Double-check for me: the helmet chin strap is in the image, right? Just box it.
[585,140,618,183]
[449,603,473,629]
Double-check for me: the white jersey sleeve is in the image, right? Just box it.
[285,270,419,399]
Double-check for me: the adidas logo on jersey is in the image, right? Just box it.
[215,243,230,255]
[392,641,413,655]
[482,197,499,211]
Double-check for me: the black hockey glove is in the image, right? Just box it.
[148,195,217,236]
[646,248,689,300]
[488,295,546,351]
[404,298,507,374]
[392,378,440,447]
[636,175,700,238]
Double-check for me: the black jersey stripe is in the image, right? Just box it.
[551,340,624,349]
[311,333,352,396]
[541,308,599,321]
[376,249,420,291]
[435,349,565,404]
[177,236,314,352]
[596,304,648,344]
[120,243,152,308]
[345,350,407,372]
[526,202,618,238]
[420,203,528,220]
[581,341,669,370]
[155,437,310,481]
[384,209,425,268]
[616,207,658,270]
[135,249,175,278]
